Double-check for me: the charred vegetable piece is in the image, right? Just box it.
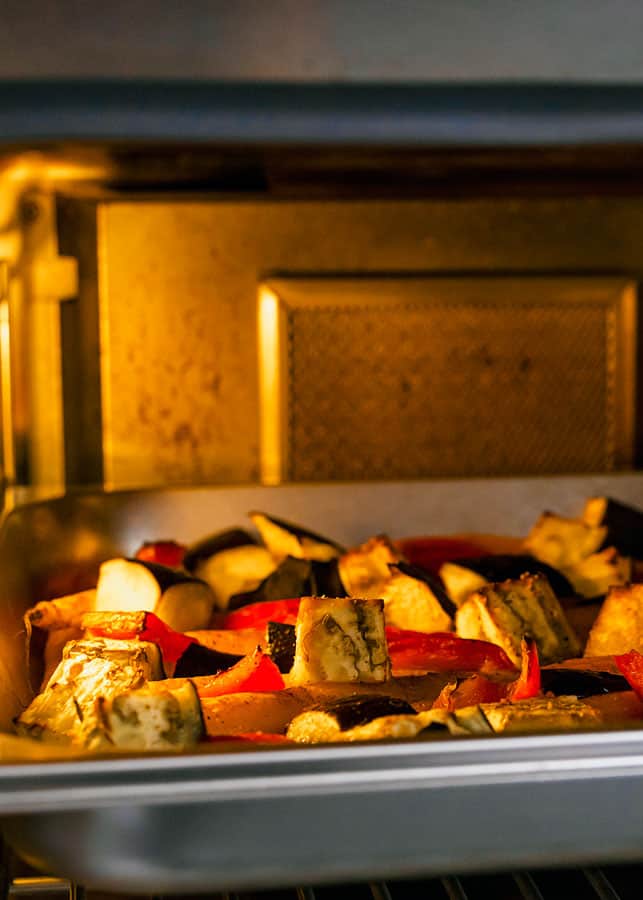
[440,555,573,607]
[480,696,601,733]
[433,675,506,710]
[614,649,643,700]
[249,512,344,563]
[228,556,346,611]
[95,558,214,632]
[562,548,630,599]
[455,573,581,666]
[285,695,416,743]
[135,540,187,568]
[585,583,643,657]
[339,535,402,598]
[583,496,643,559]
[223,598,301,631]
[508,638,541,701]
[525,512,607,569]
[394,537,494,576]
[183,529,276,610]
[172,642,242,678]
[266,621,296,674]
[385,627,515,675]
[94,680,204,751]
[291,597,390,684]
[192,649,285,698]
[26,589,96,631]
[541,668,628,697]
[382,562,454,634]
[15,638,163,745]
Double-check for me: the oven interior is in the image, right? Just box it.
[3,133,643,894]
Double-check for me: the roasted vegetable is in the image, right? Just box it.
[432,675,505,710]
[524,512,606,569]
[339,535,402,598]
[96,558,214,632]
[585,583,643,657]
[439,555,573,607]
[94,680,203,751]
[26,589,96,631]
[508,638,541,701]
[291,597,390,684]
[228,556,346,610]
[455,573,581,666]
[385,627,515,676]
[16,638,163,745]
[135,540,186,568]
[562,548,630,599]
[223,598,301,631]
[265,621,296,674]
[540,668,628,697]
[189,649,285,698]
[614,649,643,700]
[183,529,275,610]
[583,496,643,559]
[249,512,343,563]
[284,695,416,743]
[381,562,455,633]
[480,696,601,733]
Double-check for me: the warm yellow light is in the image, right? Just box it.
[0,295,14,485]
[257,284,282,485]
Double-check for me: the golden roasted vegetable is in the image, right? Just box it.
[585,583,643,657]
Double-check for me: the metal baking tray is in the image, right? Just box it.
[3,476,643,893]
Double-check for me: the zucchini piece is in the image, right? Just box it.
[382,562,455,633]
[455,573,581,666]
[562,547,630,599]
[585,583,643,656]
[15,638,163,745]
[96,558,215,632]
[541,668,628,697]
[265,621,296,674]
[249,512,344,563]
[94,680,204,751]
[525,512,607,569]
[285,695,416,743]
[183,529,276,610]
[583,496,643,558]
[439,555,573,607]
[229,555,346,610]
[339,535,402,598]
[290,597,390,684]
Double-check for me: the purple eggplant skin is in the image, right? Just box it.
[126,559,209,593]
[173,642,242,678]
[250,511,345,554]
[592,497,643,559]
[266,621,296,673]
[182,529,257,574]
[541,668,628,698]
[391,561,457,618]
[453,555,574,598]
[312,695,417,731]
[228,556,347,611]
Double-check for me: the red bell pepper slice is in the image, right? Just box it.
[395,537,490,576]
[385,627,516,675]
[508,637,541,701]
[196,649,285,698]
[205,732,293,744]
[614,650,643,700]
[85,610,196,665]
[433,674,505,710]
[223,599,301,631]
[135,540,187,568]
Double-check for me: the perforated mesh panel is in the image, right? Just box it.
[275,280,634,482]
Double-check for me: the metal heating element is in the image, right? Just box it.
[3,868,643,900]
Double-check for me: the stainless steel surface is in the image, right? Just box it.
[261,276,636,481]
[1,479,643,890]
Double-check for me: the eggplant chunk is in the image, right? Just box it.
[339,535,402,599]
[583,496,643,559]
[184,529,276,610]
[249,512,343,563]
[525,512,607,569]
[382,563,454,633]
[266,621,296,674]
[541,668,628,697]
[93,680,204,751]
[96,558,214,632]
[291,597,390,684]
[585,583,643,656]
[439,555,573,607]
[562,547,630,599]
[16,638,163,745]
[26,589,96,631]
[455,573,581,666]
[285,695,416,743]
[480,696,601,733]
[229,555,346,610]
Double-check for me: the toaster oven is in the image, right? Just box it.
[5,59,643,898]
